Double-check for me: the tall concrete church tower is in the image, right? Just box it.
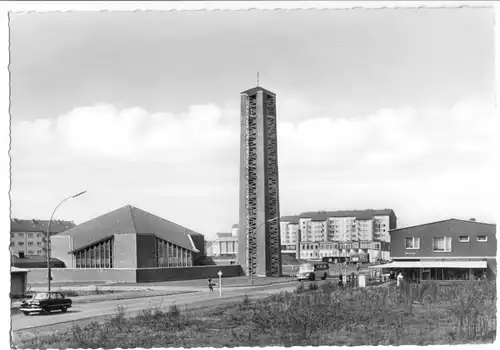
[238,86,282,277]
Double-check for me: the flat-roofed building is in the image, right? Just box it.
[370,218,497,282]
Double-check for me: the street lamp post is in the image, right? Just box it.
[46,191,86,291]
[249,216,280,284]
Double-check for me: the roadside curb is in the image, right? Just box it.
[10,290,199,312]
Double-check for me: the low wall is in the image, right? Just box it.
[26,265,245,284]
[27,268,137,284]
[136,265,244,283]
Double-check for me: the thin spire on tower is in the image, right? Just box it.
[257,72,260,87]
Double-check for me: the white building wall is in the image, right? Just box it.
[289,224,299,243]
[231,227,239,237]
[358,219,373,241]
[280,222,289,244]
[50,235,73,268]
[299,218,312,241]
[310,221,327,242]
[11,231,46,256]
[373,215,391,242]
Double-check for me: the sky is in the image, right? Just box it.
[9,8,497,240]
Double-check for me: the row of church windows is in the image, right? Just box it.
[155,237,192,267]
[73,237,194,268]
[74,238,113,268]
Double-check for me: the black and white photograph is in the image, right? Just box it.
[2,1,498,348]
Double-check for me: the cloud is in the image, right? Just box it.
[12,103,240,164]
[10,98,497,233]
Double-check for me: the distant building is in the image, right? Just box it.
[280,216,300,258]
[376,218,497,282]
[211,232,238,257]
[280,209,396,263]
[10,219,75,257]
[231,224,239,237]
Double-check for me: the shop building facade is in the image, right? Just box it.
[372,218,496,282]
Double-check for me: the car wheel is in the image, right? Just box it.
[61,307,67,313]
[22,311,30,316]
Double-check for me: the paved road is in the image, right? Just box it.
[11,281,300,333]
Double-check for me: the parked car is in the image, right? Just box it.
[20,291,72,315]
[296,262,330,281]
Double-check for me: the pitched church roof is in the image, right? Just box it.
[59,205,200,253]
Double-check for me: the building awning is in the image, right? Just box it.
[420,261,487,269]
[11,267,28,273]
[369,260,487,269]
[369,261,422,269]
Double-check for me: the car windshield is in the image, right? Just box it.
[299,263,314,272]
[32,293,49,300]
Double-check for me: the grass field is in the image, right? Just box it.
[15,280,496,348]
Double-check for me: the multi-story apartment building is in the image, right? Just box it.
[373,218,497,282]
[280,209,396,263]
[280,216,300,257]
[10,219,75,257]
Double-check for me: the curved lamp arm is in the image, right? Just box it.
[46,191,86,291]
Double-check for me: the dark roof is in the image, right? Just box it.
[11,219,75,234]
[389,218,496,234]
[232,224,239,229]
[12,255,65,268]
[299,209,396,221]
[59,205,200,252]
[280,216,300,224]
[241,86,275,96]
[216,232,233,238]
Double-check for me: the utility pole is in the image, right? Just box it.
[46,191,86,291]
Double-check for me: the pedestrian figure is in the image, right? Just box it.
[207,276,214,291]
[397,271,404,288]
[356,262,360,273]
[390,270,396,280]
[338,273,343,287]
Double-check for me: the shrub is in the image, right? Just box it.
[15,280,497,348]
[308,282,319,290]
[294,282,305,294]
[168,303,181,317]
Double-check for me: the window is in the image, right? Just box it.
[36,233,42,238]
[74,237,113,268]
[477,235,488,243]
[459,236,470,243]
[405,237,420,249]
[28,233,34,238]
[18,242,24,246]
[433,237,452,252]
[28,241,34,246]
[28,250,34,254]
